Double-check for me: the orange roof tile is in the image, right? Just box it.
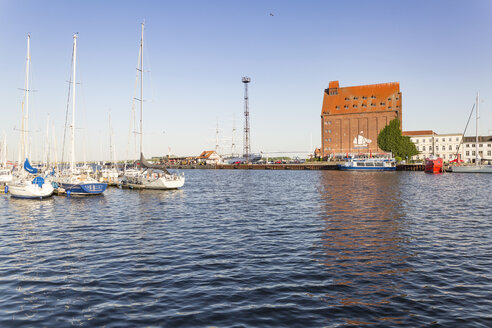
[402,130,435,136]
[322,81,401,115]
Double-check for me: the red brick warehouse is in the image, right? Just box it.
[320,81,402,158]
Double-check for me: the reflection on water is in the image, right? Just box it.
[319,172,411,325]
[0,170,491,327]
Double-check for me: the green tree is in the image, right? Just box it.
[377,118,419,160]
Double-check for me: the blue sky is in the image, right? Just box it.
[1,0,491,161]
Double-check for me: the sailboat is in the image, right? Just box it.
[54,34,107,195]
[0,132,13,184]
[120,22,185,190]
[9,34,54,199]
[100,112,119,184]
[451,93,492,173]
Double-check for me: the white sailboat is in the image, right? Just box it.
[120,22,185,190]
[100,112,119,184]
[9,34,54,199]
[0,132,13,184]
[452,93,492,173]
[54,34,107,195]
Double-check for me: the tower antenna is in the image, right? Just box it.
[242,76,251,163]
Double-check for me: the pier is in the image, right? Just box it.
[167,163,426,171]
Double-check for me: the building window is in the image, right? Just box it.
[479,144,483,147]
[488,151,491,156]
[436,146,439,151]
[380,102,385,106]
[371,103,376,107]
[345,97,349,101]
[466,144,470,147]
[353,104,358,108]
[456,145,459,150]
[488,143,491,147]
[362,96,367,100]
[423,146,426,151]
[353,96,358,100]
[472,151,476,156]
[442,145,445,150]
[335,106,340,110]
[328,121,332,125]
[449,145,452,150]
[328,130,331,133]
[416,146,419,151]
[328,138,332,142]
[388,106,392,109]
[466,151,470,156]
[449,138,452,142]
[362,104,367,107]
[416,139,419,143]
[344,105,348,109]
[396,105,399,108]
[371,95,376,99]
[442,138,445,142]
[443,154,446,159]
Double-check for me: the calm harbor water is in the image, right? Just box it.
[0,170,491,327]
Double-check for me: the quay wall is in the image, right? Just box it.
[167,163,425,171]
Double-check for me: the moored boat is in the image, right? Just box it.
[337,157,396,171]
[450,93,492,174]
[425,156,443,173]
[0,168,12,184]
[8,35,54,199]
[9,176,54,199]
[54,34,107,195]
[120,22,184,190]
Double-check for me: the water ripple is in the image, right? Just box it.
[0,170,491,327]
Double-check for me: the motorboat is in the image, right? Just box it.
[337,157,396,171]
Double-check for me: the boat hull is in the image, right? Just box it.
[451,165,492,173]
[9,182,54,199]
[121,174,185,190]
[337,165,396,171]
[58,182,107,195]
[425,158,443,174]
[337,158,397,171]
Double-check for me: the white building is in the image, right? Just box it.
[462,136,492,163]
[403,131,463,162]
[197,150,222,164]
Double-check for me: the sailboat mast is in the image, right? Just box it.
[24,34,31,161]
[71,34,77,172]
[139,22,144,156]
[475,92,479,166]
[109,111,113,163]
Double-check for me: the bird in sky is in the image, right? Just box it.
[269,13,274,16]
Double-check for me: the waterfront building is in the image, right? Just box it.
[403,131,463,162]
[321,80,402,158]
[197,150,221,164]
[462,135,492,163]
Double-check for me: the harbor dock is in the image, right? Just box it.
[167,163,426,171]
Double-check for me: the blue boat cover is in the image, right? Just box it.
[24,158,38,174]
[32,176,44,187]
